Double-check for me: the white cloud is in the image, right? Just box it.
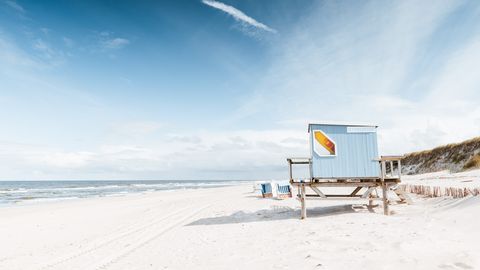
[33,39,54,58]
[90,31,130,52]
[101,37,130,49]
[79,31,132,58]
[40,27,51,35]
[235,0,480,156]
[0,129,308,180]
[111,121,163,137]
[4,0,24,13]
[426,39,480,107]
[0,34,39,70]
[40,151,95,168]
[2,1,480,180]
[202,0,277,34]
[32,38,65,65]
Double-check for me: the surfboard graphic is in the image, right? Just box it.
[314,130,336,156]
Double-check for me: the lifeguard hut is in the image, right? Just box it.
[287,122,409,218]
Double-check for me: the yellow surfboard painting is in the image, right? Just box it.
[314,130,336,156]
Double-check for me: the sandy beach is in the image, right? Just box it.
[3,0,480,269]
[1,182,479,270]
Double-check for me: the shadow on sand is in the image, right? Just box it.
[187,204,371,226]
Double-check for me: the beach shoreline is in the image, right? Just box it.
[1,183,479,270]
[0,180,250,206]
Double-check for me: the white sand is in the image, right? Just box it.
[1,184,479,270]
[403,169,480,189]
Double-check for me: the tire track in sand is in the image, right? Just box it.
[39,204,195,270]
[91,203,213,270]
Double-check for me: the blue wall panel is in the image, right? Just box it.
[309,124,380,178]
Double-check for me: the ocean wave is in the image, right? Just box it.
[0,180,249,205]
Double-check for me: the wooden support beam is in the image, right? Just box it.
[393,186,413,204]
[300,184,307,219]
[389,161,394,177]
[368,196,374,208]
[288,162,293,182]
[398,160,402,179]
[303,196,383,201]
[382,183,389,215]
[350,186,363,196]
[381,161,389,215]
[361,187,376,198]
[306,194,363,198]
[310,186,327,198]
[292,182,379,187]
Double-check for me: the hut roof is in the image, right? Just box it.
[308,122,378,132]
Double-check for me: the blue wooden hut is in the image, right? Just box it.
[287,122,407,218]
[308,123,379,179]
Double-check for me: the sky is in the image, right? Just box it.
[1,0,480,180]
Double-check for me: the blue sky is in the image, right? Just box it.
[1,0,480,180]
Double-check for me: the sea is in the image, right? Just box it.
[0,180,251,206]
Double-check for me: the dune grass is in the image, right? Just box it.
[403,137,480,173]
[463,154,480,170]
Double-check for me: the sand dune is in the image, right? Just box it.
[0,185,479,270]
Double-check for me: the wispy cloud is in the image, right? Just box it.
[101,37,130,49]
[235,0,480,155]
[32,38,66,65]
[0,34,39,70]
[33,39,54,58]
[202,0,277,34]
[40,27,51,35]
[94,32,130,51]
[4,0,25,13]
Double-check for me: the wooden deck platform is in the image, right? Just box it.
[288,157,410,219]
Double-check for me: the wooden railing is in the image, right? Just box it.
[379,156,403,179]
[286,157,311,183]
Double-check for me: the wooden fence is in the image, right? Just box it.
[398,184,480,198]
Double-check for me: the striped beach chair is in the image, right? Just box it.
[261,183,273,198]
[276,183,292,199]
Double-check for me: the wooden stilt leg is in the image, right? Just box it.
[300,184,307,219]
[381,161,389,216]
[382,183,389,215]
[367,193,376,213]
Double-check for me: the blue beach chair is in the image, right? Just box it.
[276,183,292,199]
[261,183,273,198]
